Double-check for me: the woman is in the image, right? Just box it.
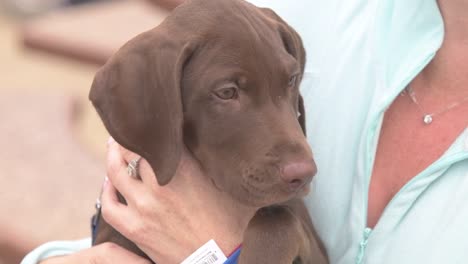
[24,0,468,263]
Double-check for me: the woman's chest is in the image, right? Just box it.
[368,95,468,227]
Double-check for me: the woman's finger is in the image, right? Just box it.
[117,143,140,165]
[117,143,157,186]
[100,178,136,237]
[106,138,145,200]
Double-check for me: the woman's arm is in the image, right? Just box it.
[37,242,151,264]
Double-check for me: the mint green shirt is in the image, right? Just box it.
[253,0,468,263]
[23,1,468,263]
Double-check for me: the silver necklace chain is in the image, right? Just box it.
[403,86,468,125]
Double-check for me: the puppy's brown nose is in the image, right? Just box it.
[281,160,317,191]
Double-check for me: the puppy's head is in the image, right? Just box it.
[90,0,315,207]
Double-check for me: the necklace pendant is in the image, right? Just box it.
[423,114,433,125]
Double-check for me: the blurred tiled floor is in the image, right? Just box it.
[0,9,107,264]
[0,12,108,156]
[0,92,105,263]
[0,1,169,262]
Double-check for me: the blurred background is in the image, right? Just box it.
[0,0,179,262]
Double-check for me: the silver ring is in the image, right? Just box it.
[127,157,142,178]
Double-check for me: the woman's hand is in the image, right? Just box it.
[39,243,152,264]
[100,138,243,264]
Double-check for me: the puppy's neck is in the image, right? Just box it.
[165,152,258,255]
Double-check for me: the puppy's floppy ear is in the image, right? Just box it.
[89,28,195,186]
[261,7,307,134]
[260,7,306,72]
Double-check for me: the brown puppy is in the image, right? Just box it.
[89,0,328,263]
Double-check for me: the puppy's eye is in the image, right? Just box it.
[288,75,298,87]
[214,87,238,100]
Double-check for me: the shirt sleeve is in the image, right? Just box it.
[20,238,91,264]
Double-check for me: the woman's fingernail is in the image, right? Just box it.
[107,137,114,146]
[103,176,109,187]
